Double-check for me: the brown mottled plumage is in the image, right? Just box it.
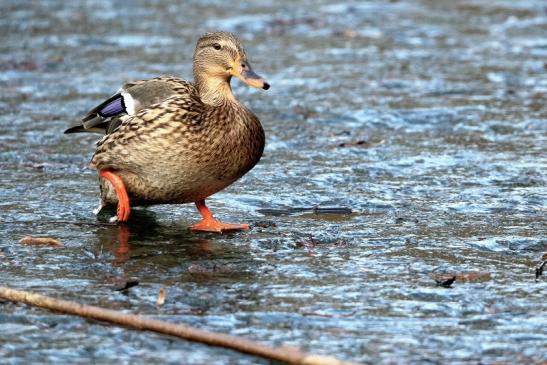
[65,32,269,231]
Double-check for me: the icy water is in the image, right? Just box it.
[1,1,546,364]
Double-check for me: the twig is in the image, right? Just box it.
[257,207,352,216]
[536,260,546,282]
[0,286,362,365]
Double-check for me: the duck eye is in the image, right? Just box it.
[212,43,221,50]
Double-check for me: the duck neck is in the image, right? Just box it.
[194,71,237,107]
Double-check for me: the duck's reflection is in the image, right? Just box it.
[94,208,225,266]
[114,224,130,265]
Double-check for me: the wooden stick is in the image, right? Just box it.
[0,286,361,365]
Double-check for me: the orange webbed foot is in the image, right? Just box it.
[191,199,249,233]
[190,220,249,233]
[99,169,131,222]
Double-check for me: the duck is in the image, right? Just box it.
[65,31,270,233]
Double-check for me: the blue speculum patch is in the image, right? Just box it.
[99,97,124,117]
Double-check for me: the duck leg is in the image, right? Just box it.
[190,199,249,233]
[99,169,131,222]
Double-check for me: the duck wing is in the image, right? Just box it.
[90,84,203,172]
[65,76,190,135]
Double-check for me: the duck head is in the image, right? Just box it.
[193,32,269,104]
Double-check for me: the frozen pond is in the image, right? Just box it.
[1,0,546,364]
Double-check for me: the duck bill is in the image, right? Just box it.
[236,62,270,90]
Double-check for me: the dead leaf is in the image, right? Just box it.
[112,278,139,291]
[454,272,491,282]
[156,287,166,306]
[338,139,385,148]
[430,274,456,288]
[19,236,62,247]
[190,307,207,315]
[429,271,492,287]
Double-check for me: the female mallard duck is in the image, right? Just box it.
[65,31,269,233]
